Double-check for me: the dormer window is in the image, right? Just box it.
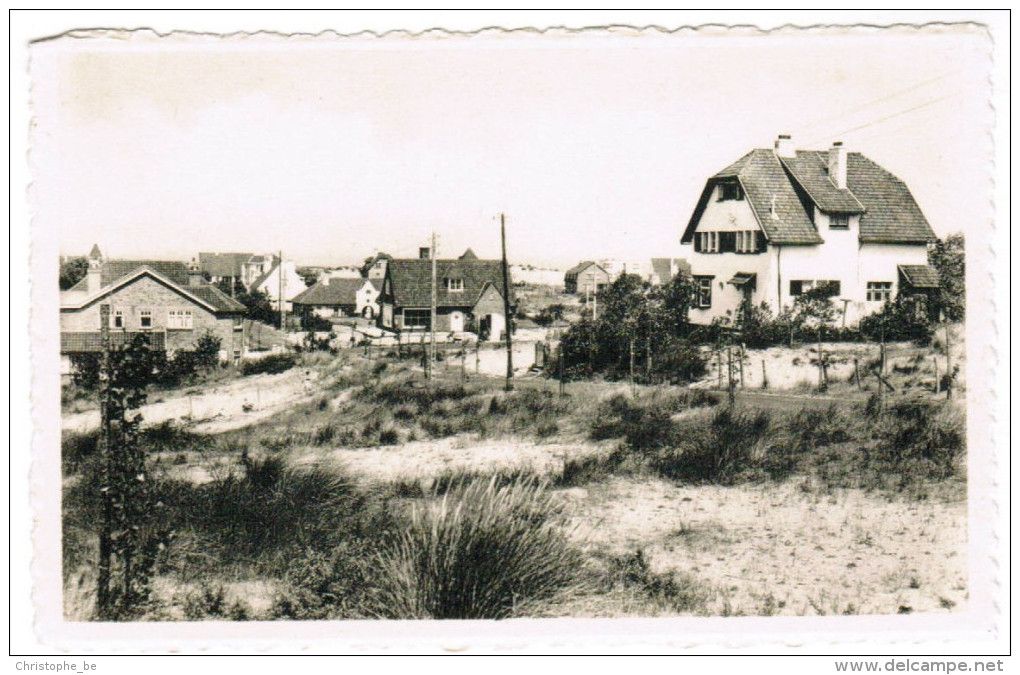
[444,278,464,292]
[718,182,743,201]
[829,214,850,230]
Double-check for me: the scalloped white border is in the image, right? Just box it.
[15,13,1008,656]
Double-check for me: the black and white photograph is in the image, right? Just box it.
[15,10,1008,662]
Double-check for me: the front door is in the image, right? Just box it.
[449,311,464,332]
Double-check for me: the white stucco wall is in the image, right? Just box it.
[686,185,773,324]
[686,192,930,326]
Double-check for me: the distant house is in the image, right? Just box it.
[378,249,512,341]
[291,277,381,319]
[564,261,610,295]
[198,252,252,291]
[680,135,939,325]
[365,253,392,281]
[240,254,276,290]
[60,246,247,369]
[598,258,649,280]
[248,258,309,312]
[649,258,691,286]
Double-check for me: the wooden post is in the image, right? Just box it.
[717,349,723,389]
[558,344,565,396]
[944,323,952,399]
[420,331,427,379]
[738,343,745,389]
[97,304,112,617]
[933,356,940,394]
[761,359,768,390]
[500,213,514,391]
[817,328,825,391]
[475,338,480,374]
[629,337,635,397]
[461,345,466,382]
[853,358,862,390]
[727,345,735,405]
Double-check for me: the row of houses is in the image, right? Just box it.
[59,244,515,368]
[564,257,691,294]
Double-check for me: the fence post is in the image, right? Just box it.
[933,356,940,394]
[761,359,768,390]
[727,345,735,405]
[717,349,723,389]
[738,343,745,389]
[944,323,952,399]
[629,338,635,397]
[853,358,862,390]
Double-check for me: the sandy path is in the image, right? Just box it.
[566,476,967,616]
[61,367,321,434]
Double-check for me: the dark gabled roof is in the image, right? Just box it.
[88,244,103,259]
[291,277,365,307]
[64,262,245,314]
[386,258,510,308]
[838,153,937,243]
[565,260,606,277]
[458,248,479,260]
[61,331,167,354]
[779,152,865,214]
[200,252,252,278]
[683,146,936,246]
[684,149,823,245]
[898,264,940,288]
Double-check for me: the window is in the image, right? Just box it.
[403,309,431,329]
[167,309,194,330]
[867,281,893,302]
[735,230,762,253]
[718,183,743,201]
[790,280,841,297]
[444,278,464,292]
[139,309,152,329]
[233,316,244,331]
[694,276,713,308]
[111,310,124,329]
[829,214,850,229]
[695,231,719,253]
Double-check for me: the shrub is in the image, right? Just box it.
[604,549,712,614]
[241,352,297,376]
[62,429,99,474]
[372,477,581,619]
[877,400,965,480]
[300,313,334,333]
[858,296,934,343]
[650,407,771,484]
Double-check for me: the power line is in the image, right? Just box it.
[806,94,955,146]
[798,70,960,136]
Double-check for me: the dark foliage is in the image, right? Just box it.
[241,352,297,376]
[59,256,89,290]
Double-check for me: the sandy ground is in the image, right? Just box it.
[318,434,611,484]
[61,367,322,435]
[564,476,967,616]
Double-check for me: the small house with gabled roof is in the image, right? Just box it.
[564,261,610,295]
[291,276,381,319]
[680,135,939,325]
[60,246,247,366]
[378,249,513,341]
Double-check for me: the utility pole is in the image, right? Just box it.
[278,250,285,332]
[429,232,437,383]
[944,323,952,399]
[500,213,514,391]
[97,304,112,617]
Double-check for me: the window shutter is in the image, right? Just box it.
[720,232,736,253]
[693,234,702,253]
[790,280,802,296]
[756,231,766,252]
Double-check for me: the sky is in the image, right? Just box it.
[32,24,991,269]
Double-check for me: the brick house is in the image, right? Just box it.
[60,246,247,368]
[680,135,939,326]
[564,261,610,295]
[378,249,513,341]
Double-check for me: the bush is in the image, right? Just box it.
[876,400,965,480]
[372,477,581,619]
[241,352,297,376]
[300,313,334,333]
[651,407,772,484]
[858,296,934,343]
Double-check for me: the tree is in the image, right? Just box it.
[929,232,965,323]
[235,287,278,327]
[793,284,839,389]
[60,257,89,290]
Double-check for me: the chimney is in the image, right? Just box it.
[828,141,848,189]
[187,258,204,286]
[86,245,103,294]
[419,247,431,260]
[774,134,796,158]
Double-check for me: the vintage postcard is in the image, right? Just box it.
[25,18,1005,654]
